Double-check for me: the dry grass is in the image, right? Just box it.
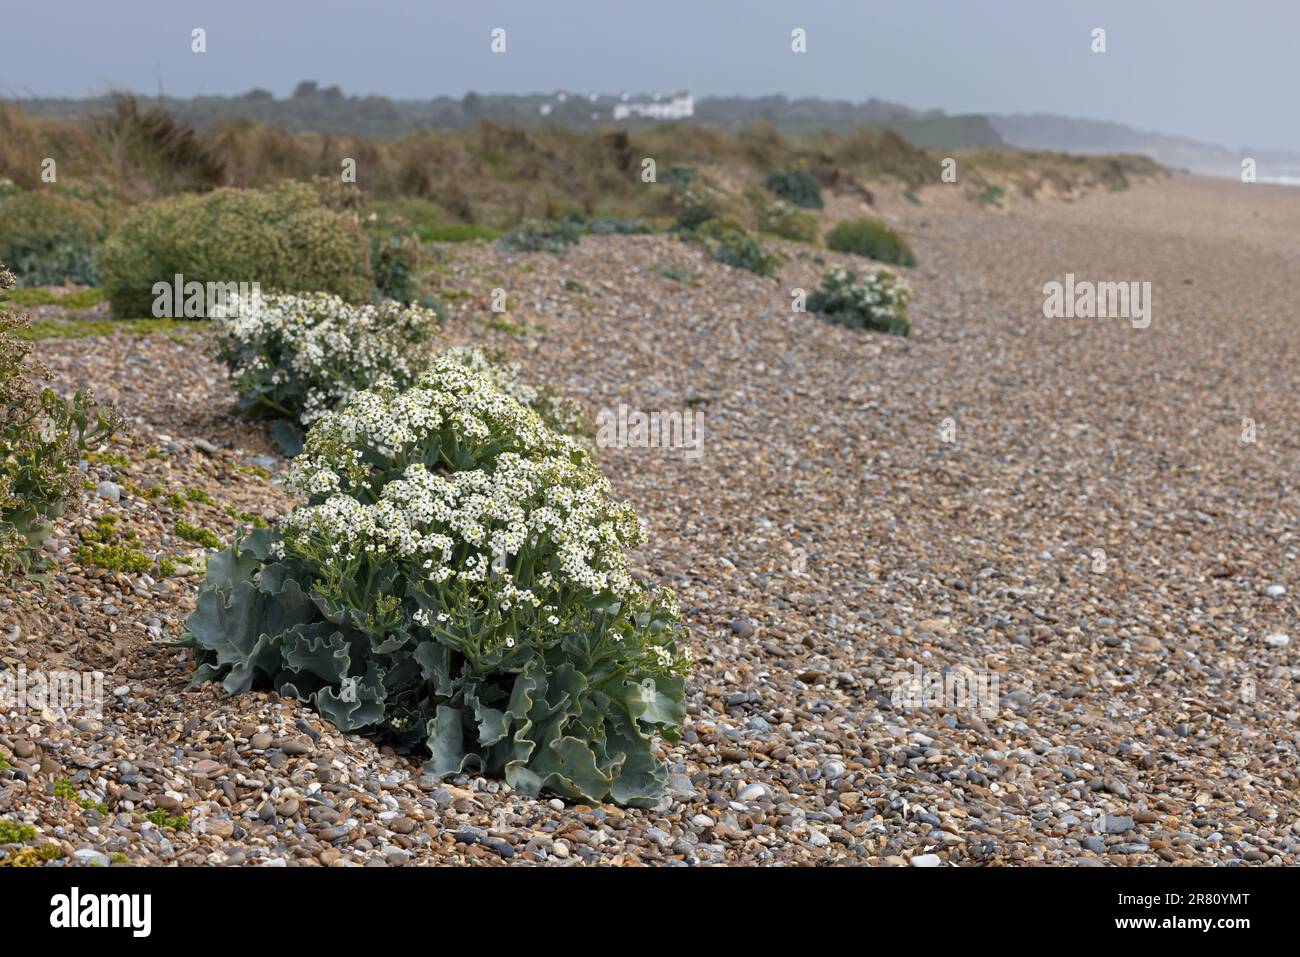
[0,96,1166,230]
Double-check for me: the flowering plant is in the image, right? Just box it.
[1,263,122,574]
[210,292,440,449]
[807,264,912,335]
[184,354,690,805]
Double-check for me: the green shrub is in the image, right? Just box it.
[182,355,691,806]
[757,200,819,243]
[688,220,783,277]
[496,219,583,253]
[807,264,912,335]
[825,217,916,266]
[0,191,108,287]
[211,292,441,433]
[762,167,824,209]
[98,182,372,318]
[583,217,651,236]
[1,263,123,574]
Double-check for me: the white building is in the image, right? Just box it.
[613,90,694,122]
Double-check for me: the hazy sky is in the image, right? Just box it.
[3,0,1297,150]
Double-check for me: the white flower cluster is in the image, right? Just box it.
[284,354,644,602]
[213,292,439,425]
[440,346,544,409]
[441,346,589,441]
[812,264,911,331]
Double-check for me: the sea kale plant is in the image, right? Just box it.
[183,354,690,805]
[211,292,441,436]
[807,264,912,335]
[825,216,917,267]
[441,345,592,444]
[1,263,122,574]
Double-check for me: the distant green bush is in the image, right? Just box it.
[98,182,372,318]
[825,217,916,266]
[369,228,421,303]
[0,192,108,287]
[807,264,911,335]
[757,200,819,243]
[584,216,652,235]
[688,220,783,277]
[762,167,824,209]
[496,218,583,253]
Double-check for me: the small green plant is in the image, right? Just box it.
[825,218,916,266]
[53,779,108,814]
[81,513,119,544]
[144,809,189,831]
[978,184,1006,208]
[0,192,108,287]
[175,520,222,550]
[0,819,36,844]
[807,264,912,336]
[89,450,131,468]
[225,505,268,528]
[185,487,214,504]
[687,221,783,277]
[1,263,123,575]
[562,279,587,293]
[496,219,583,253]
[903,190,923,206]
[78,542,152,573]
[0,843,61,866]
[762,167,824,209]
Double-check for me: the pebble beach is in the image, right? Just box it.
[2,172,1297,867]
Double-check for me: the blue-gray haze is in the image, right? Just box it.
[2,0,1295,150]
